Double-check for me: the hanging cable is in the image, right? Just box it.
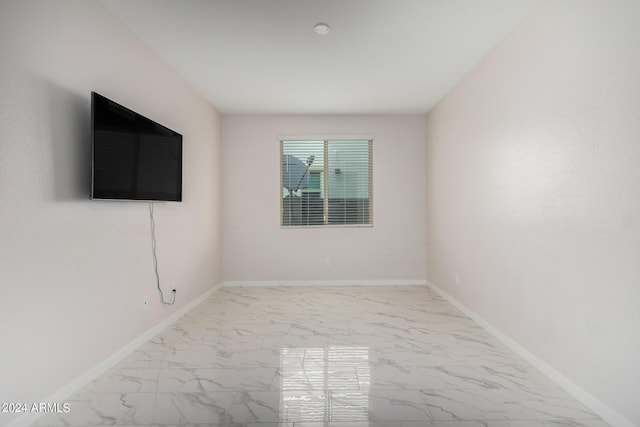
[149,201,176,305]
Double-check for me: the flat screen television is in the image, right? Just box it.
[91,92,182,202]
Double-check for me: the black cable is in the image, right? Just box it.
[149,201,176,305]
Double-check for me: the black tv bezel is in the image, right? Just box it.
[90,92,183,202]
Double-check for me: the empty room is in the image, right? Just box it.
[1,1,638,426]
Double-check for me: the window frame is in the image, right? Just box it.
[280,138,373,228]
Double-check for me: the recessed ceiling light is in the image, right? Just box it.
[314,23,330,35]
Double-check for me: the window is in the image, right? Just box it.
[281,139,373,227]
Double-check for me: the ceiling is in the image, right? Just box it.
[101,0,540,115]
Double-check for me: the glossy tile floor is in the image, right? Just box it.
[35,286,610,427]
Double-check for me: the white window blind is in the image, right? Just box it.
[281,139,373,227]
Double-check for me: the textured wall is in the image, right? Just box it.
[222,115,427,283]
[425,0,640,425]
[0,2,222,424]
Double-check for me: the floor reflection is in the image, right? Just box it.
[280,346,370,422]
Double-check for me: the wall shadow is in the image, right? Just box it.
[46,82,91,201]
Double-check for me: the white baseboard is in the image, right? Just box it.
[223,279,428,287]
[427,281,636,427]
[8,284,223,427]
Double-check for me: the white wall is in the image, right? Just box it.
[425,0,640,425]
[223,115,426,283]
[0,2,222,425]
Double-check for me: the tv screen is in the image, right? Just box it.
[91,92,182,202]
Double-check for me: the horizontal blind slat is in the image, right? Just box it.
[281,139,372,227]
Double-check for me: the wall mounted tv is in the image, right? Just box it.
[91,92,182,202]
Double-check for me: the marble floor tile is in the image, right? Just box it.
[506,387,601,421]
[296,423,400,427]
[402,422,510,427]
[433,364,559,391]
[367,390,433,422]
[364,364,449,390]
[81,368,160,393]
[214,348,283,369]
[157,367,278,392]
[153,392,237,424]
[260,334,330,349]
[227,391,284,423]
[289,322,351,336]
[162,349,226,369]
[34,392,156,426]
[421,388,531,421]
[507,421,612,427]
[33,286,610,426]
